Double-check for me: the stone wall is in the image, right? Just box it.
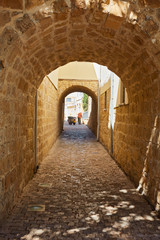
[87,99,97,136]
[116,67,160,207]
[99,89,111,151]
[37,77,59,165]
[99,68,160,207]
[0,82,35,220]
[0,76,60,221]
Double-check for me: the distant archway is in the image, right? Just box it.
[58,83,98,136]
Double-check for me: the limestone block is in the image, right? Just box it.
[144,18,159,35]
[101,28,115,38]
[39,17,53,29]
[0,0,23,9]
[145,0,160,8]
[0,27,19,55]
[133,35,144,46]
[70,8,84,18]
[0,11,11,28]
[105,14,124,30]
[74,0,86,9]
[55,26,67,35]
[156,9,160,21]
[0,176,5,193]
[54,12,68,21]
[5,168,17,190]
[157,191,160,206]
[15,14,36,35]
[6,46,22,65]
[70,29,84,35]
[25,0,45,9]
[53,0,69,12]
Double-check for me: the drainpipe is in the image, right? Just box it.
[97,65,101,141]
[110,72,114,154]
[34,90,38,173]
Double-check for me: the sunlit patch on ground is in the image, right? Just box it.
[21,228,50,240]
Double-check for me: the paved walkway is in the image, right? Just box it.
[0,124,160,240]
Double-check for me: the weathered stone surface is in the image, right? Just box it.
[53,0,69,12]
[145,0,160,8]
[74,0,86,8]
[70,8,84,18]
[39,17,53,29]
[0,68,6,90]
[156,9,160,21]
[54,12,68,21]
[0,176,5,193]
[144,18,159,35]
[18,78,28,92]
[5,168,17,190]
[15,14,36,34]
[55,26,67,35]
[0,0,23,9]
[37,77,59,164]
[0,11,11,28]
[0,27,18,53]
[134,35,144,46]
[25,0,45,9]
[104,14,124,30]
[11,11,23,17]
[6,46,22,65]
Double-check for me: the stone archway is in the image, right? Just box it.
[0,0,160,218]
[58,80,98,135]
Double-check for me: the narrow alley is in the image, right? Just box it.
[0,125,159,240]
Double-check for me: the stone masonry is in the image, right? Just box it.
[99,88,111,151]
[37,77,59,165]
[0,0,160,220]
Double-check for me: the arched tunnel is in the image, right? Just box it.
[58,84,98,135]
[0,0,160,237]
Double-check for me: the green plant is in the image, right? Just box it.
[83,93,88,112]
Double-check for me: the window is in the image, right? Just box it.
[115,80,128,108]
[66,98,71,102]
[104,91,107,109]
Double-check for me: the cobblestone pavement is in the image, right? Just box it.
[0,124,160,240]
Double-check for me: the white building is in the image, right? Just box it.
[64,92,83,120]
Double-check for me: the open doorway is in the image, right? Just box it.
[64,92,92,126]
